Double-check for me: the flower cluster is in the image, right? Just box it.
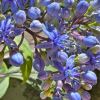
[0,0,100,100]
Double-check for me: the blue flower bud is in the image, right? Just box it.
[64,0,74,7]
[14,10,26,25]
[40,0,51,6]
[57,51,68,62]
[68,92,81,100]
[28,7,41,20]
[75,0,89,17]
[83,36,99,47]
[9,52,24,66]
[83,71,97,85]
[47,2,61,17]
[30,20,42,32]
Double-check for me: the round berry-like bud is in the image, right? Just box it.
[47,2,61,17]
[82,71,97,85]
[68,92,81,100]
[83,36,99,47]
[30,20,42,32]
[57,51,68,62]
[14,10,26,25]
[28,7,41,20]
[9,52,24,66]
[75,0,89,17]
[78,53,90,64]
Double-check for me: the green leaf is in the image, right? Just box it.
[21,56,33,82]
[0,77,9,98]
[88,22,100,27]
[85,6,94,16]
[0,63,9,98]
[84,25,100,35]
[14,36,33,82]
[45,65,58,72]
[0,13,6,21]
[0,63,8,74]
[0,51,4,66]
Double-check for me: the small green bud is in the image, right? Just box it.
[0,13,6,21]
[90,45,100,54]
[78,53,90,64]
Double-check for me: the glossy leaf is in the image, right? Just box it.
[0,63,9,98]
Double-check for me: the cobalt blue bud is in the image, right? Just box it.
[47,2,61,17]
[64,0,74,7]
[9,52,24,66]
[68,92,81,100]
[28,7,41,20]
[30,20,42,32]
[57,51,68,62]
[40,0,51,6]
[14,10,26,25]
[83,36,99,47]
[83,71,97,85]
[75,0,89,17]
